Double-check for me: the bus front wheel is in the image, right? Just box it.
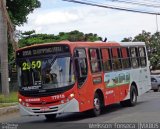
[91,93,101,117]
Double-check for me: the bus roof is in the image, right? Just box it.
[16,41,146,52]
[119,42,145,46]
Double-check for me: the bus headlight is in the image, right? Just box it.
[70,93,74,98]
[19,98,22,102]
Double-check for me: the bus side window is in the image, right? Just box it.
[121,47,131,69]
[74,48,88,87]
[138,47,147,67]
[130,47,139,68]
[89,48,101,73]
[111,48,122,70]
[101,48,112,71]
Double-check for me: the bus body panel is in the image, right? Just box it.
[122,68,151,101]
[76,77,94,112]
[19,98,79,116]
[104,70,130,104]
[18,85,81,116]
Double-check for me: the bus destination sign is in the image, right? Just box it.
[17,45,70,58]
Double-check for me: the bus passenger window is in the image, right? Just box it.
[89,48,101,73]
[101,48,112,71]
[74,48,88,87]
[130,47,139,68]
[79,59,87,76]
[111,48,122,70]
[139,47,147,67]
[121,47,131,69]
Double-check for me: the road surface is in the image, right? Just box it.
[1,91,160,129]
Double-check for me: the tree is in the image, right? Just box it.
[0,0,9,95]
[122,30,160,70]
[121,37,132,42]
[18,30,102,48]
[148,32,160,70]
[6,0,41,26]
[22,30,35,37]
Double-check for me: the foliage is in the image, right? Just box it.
[8,43,14,63]
[7,0,41,26]
[0,92,18,103]
[18,30,102,48]
[0,103,17,108]
[122,30,160,70]
[22,30,35,37]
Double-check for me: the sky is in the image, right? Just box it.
[17,0,160,41]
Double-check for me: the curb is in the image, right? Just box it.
[0,105,19,116]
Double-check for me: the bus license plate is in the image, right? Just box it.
[40,107,49,111]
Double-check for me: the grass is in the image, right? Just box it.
[0,103,18,108]
[0,92,18,103]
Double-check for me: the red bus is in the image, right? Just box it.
[16,41,151,120]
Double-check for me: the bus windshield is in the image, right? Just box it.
[17,55,75,91]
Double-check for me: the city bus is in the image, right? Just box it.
[16,41,151,120]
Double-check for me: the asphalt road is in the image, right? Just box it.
[1,91,160,129]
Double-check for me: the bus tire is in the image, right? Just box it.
[158,86,160,92]
[45,114,57,121]
[120,86,137,107]
[91,93,101,117]
[127,86,137,106]
[153,89,158,92]
[120,100,128,107]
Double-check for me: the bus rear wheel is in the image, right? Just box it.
[45,114,57,121]
[120,86,137,107]
[158,86,160,92]
[153,89,158,92]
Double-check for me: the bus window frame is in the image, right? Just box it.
[129,46,139,68]
[88,48,102,74]
[100,47,112,72]
[138,46,147,67]
[110,47,122,71]
[120,47,131,69]
[74,47,88,88]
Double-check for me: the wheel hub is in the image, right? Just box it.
[94,98,100,110]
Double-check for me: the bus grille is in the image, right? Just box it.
[31,106,58,113]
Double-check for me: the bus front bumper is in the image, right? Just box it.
[19,98,79,116]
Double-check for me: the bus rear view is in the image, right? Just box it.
[16,44,78,120]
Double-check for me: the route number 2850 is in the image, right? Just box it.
[22,61,42,70]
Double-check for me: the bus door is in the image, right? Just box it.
[74,48,92,111]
